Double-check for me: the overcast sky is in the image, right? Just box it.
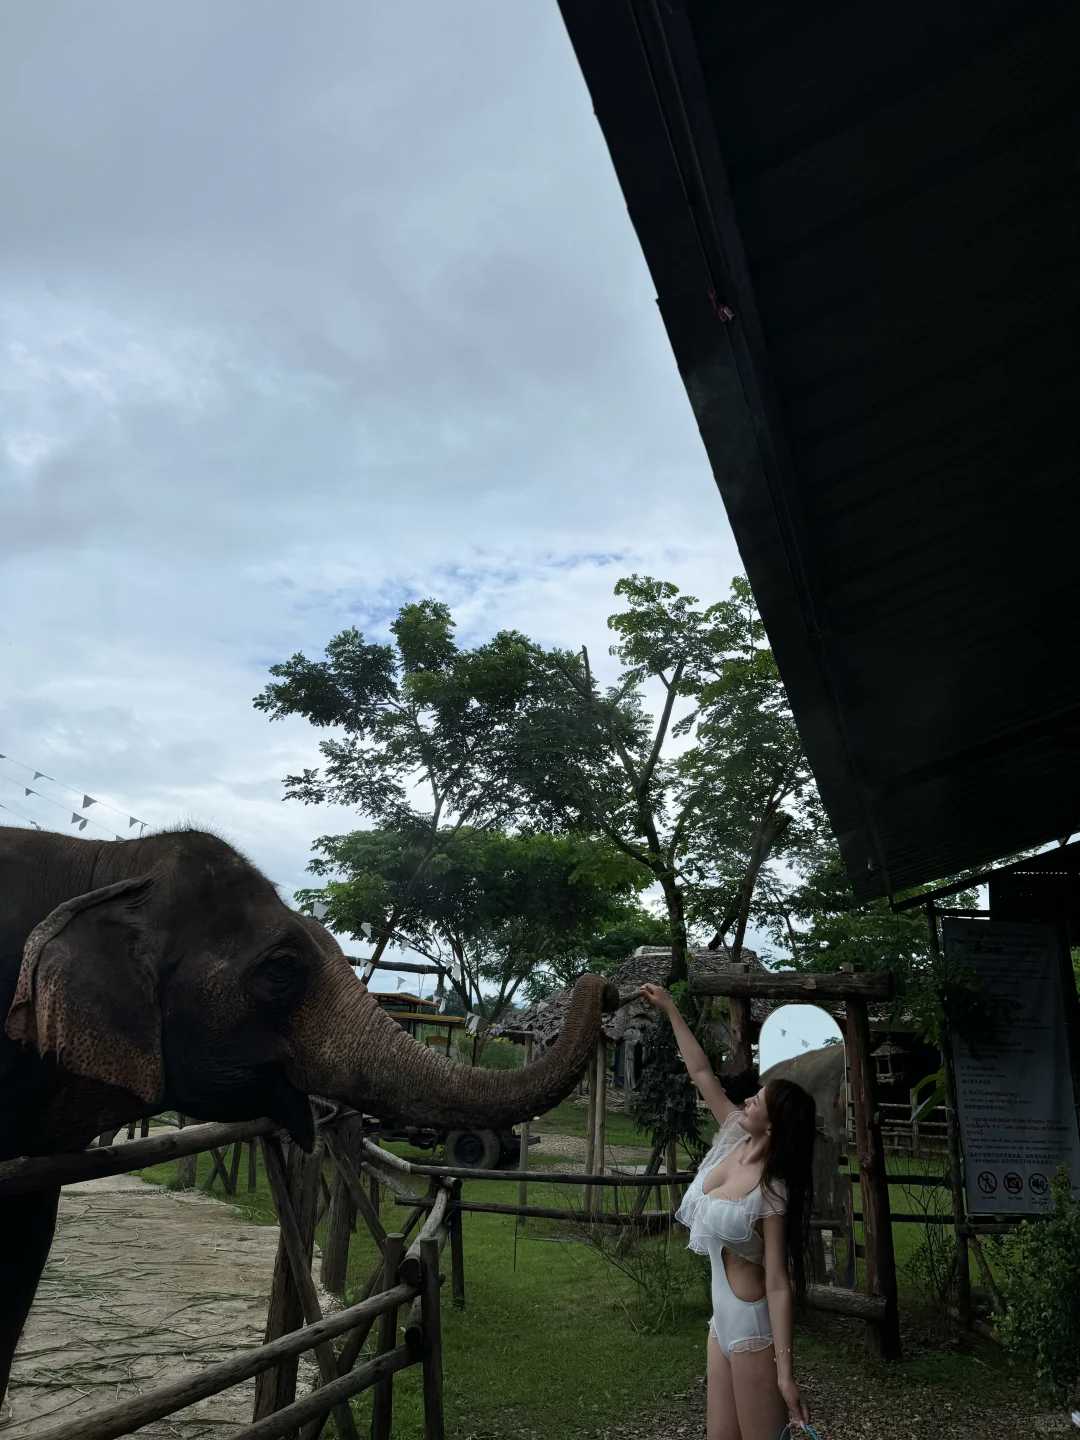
[0,5,799,1020]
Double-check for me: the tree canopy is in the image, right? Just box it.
[516,574,819,981]
[296,825,651,1018]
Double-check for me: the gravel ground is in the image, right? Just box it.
[563,1315,1053,1440]
[3,1174,328,1438]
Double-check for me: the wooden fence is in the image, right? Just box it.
[0,1114,446,1440]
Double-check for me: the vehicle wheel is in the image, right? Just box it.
[444,1128,501,1170]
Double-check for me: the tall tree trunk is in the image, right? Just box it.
[660,874,689,984]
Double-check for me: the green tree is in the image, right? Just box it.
[297,826,649,1021]
[675,577,820,961]
[774,844,986,1047]
[580,904,672,975]
[518,575,818,983]
[255,602,539,964]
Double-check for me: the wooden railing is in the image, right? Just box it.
[0,1114,445,1440]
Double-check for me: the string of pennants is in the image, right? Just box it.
[0,751,148,841]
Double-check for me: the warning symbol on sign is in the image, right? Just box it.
[1003,1172,1024,1196]
[976,1171,998,1196]
[1029,1172,1049,1198]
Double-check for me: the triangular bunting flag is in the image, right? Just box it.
[116,834,123,841]
[83,795,96,809]
[24,787,33,797]
[32,821,40,830]
[71,812,80,825]
[128,816,138,828]
[78,818,88,831]
[35,772,53,782]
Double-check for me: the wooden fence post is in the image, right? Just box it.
[249,1139,259,1191]
[726,992,753,1072]
[176,1114,198,1190]
[371,1233,404,1440]
[320,1161,355,1297]
[517,1035,534,1224]
[846,994,901,1359]
[448,1179,465,1310]
[592,1037,608,1215]
[252,1135,322,1423]
[583,1054,598,1214]
[228,1140,243,1196]
[419,1236,445,1440]
[926,904,973,1329]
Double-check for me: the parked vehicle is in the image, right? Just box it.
[371,992,532,1168]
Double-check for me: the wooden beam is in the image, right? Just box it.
[0,1117,278,1197]
[926,904,973,1329]
[232,1347,417,1440]
[691,970,893,1001]
[805,1284,886,1321]
[357,1153,696,1186]
[260,1139,359,1440]
[325,1133,389,1251]
[399,1185,451,1287]
[847,996,902,1359]
[371,1233,404,1440]
[351,957,446,975]
[396,1196,679,1226]
[726,995,753,1069]
[449,1180,465,1310]
[252,1140,322,1422]
[419,1237,446,1440]
[517,1035,534,1221]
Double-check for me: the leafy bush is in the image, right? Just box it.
[575,1220,709,1334]
[998,1171,1080,1402]
[627,982,708,1155]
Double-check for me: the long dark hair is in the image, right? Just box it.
[760,1078,817,1300]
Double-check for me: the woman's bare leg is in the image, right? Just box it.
[706,1331,741,1440]
[730,1345,789,1440]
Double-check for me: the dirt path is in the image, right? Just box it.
[531,1132,652,1167]
[3,1174,326,1438]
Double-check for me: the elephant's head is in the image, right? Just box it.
[4,831,617,1149]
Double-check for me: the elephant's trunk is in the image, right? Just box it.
[293,972,618,1131]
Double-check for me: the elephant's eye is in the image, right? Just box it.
[251,951,305,1004]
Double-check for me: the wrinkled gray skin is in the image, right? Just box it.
[761,1043,847,1144]
[0,827,617,1405]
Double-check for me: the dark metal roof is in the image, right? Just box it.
[558,0,1080,900]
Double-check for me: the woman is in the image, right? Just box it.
[640,983,816,1440]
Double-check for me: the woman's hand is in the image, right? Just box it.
[638,983,674,1013]
[779,1376,809,1428]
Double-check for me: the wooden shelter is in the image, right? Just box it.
[556,0,1080,902]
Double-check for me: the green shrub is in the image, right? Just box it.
[998,1171,1080,1402]
[575,1221,709,1335]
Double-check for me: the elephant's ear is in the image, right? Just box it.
[4,875,163,1106]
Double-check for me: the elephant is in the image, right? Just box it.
[0,825,618,1405]
[761,1042,847,1145]
[762,1042,851,1283]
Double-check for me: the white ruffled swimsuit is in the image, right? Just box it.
[675,1109,787,1357]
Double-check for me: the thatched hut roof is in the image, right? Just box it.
[491,944,769,1050]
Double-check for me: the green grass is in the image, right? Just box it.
[528,1098,654,1150]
